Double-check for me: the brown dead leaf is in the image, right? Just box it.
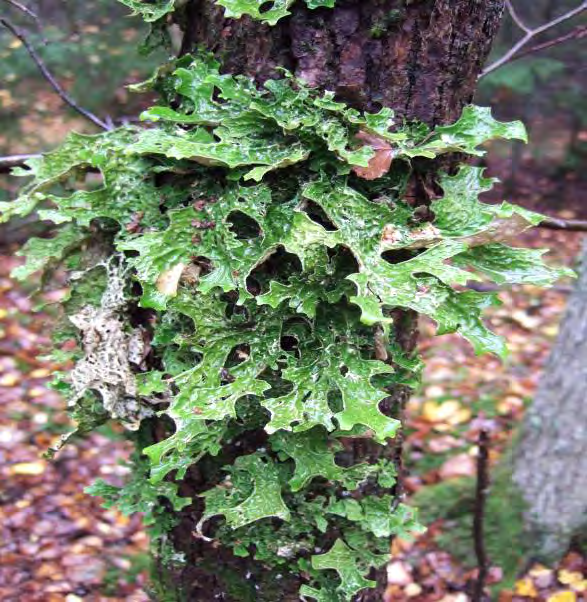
[391,537,414,556]
[428,435,462,453]
[462,212,537,247]
[422,400,472,426]
[63,555,106,584]
[387,561,413,585]
[383,585,404,602]
[352,131,394,180]
[10,461,46,476]
[438,453,476,480]
[558,570,587,591]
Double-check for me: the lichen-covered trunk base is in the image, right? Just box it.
[156,0,506,599]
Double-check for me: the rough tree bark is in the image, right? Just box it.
[513,240,587,560]
[157,2,507,600]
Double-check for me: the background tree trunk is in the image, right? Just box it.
[157,2,507,600]
[513,239,587,561]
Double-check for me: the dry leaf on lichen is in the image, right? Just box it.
[156,262,186,297]
[352,131,394,180]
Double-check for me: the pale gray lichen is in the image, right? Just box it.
[69,258,154,429]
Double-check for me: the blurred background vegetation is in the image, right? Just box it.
[478,0,586,194]
[0,0,167,204]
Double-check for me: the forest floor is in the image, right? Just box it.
[0,158,585,602]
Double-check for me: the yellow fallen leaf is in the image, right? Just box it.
[511,309,541,330]
[558,570,583,586]
[405,583,422,597]
[514,577,538,597]
[0,373,19,387]
[497,395,524,414]
[422,400,472,425]
[547,591,576,602]
[11,461,46,476]
[543,325,560,338]
[30,368,52,379]
[529,564,551,578]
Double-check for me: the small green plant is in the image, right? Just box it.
[101,551,152,597]
[1,1,572,600]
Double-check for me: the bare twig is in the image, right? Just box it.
[540,216,587,232]
[467,281,573,294]
[0,18,111,130]
[505,0,531,34]
[480,1,587,78]
[472,428,490,602]
[0,153,41,172]
[3,0,40,26]
[515,25,587,61]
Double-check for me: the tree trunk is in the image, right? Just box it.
[513,239,587,561]
[158,2,506,600]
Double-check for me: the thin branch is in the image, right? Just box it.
[2,0,41,27]
[467,281,573,294]
[0,153,41,172]
[472,428,490,602]
[0,18,111,131]
[515,25,587,61]
[480,1,587,78]
[540,216,587,232]
[506,0,531,34]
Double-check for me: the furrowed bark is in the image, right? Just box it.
[154,2,506,599]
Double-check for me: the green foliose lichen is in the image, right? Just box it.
[2,43,572,601]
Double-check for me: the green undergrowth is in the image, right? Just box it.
[101,552,151,598]
[0,1,574,599]
[412,459,529,591]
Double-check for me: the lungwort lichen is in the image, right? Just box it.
[1,8,572,599]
